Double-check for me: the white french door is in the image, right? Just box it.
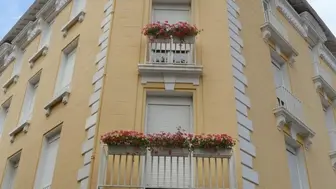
[145,96,193,188]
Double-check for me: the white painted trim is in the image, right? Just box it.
[227,0,259,188]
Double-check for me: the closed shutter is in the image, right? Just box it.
[286,145,302,189]
[39,135,60,188]
[8,165,18,189]
[325,108,336,151]
[55,48,76,96]
[146,97,192,188]
[12,51,23,76]
[153,5,190,23]
[2,162,18,189]
[71,0,86,18]
[272,62,283,88]
[0,109,6,136]
[297,148,310,189]
[39,24,52,48]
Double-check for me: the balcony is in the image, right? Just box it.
[97,145,237,189]
[138,37,203,90]
[312,63,336,106]
[261,10,298,62]
[274,86,315,148]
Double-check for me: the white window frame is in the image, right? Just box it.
[1,151,21,189]
[34,129,61,189]
[12,49,24,76]
[0,97,11,138]
[54,39,78,97]
[272,60,291,90]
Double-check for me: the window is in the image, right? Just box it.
[272,61,290,89]
[0,97,11,137]
[54,41,77,97]
[145,96,193,188]
[39,20,52,49]
[324,108,336,151]
[34,131,61,189]
[152,2,191,23]
[70,0,86,18]
[12,50,23,76]
[262,0,270,20]
[286,144,310,189]
[1,151,21,189]
[18,72,40,125]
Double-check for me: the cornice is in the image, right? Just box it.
[319,44,336,72]
[12,21,41,50]
[300,11,327,42]
[36,0,71,23]
[276,0,307,38]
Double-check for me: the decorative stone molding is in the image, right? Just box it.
[138,64,203,90]
[261,23,298,63]
[77,1,114,188]
[274,107,315,150]
[12,21,41,50]
[44,89,71,117]
[275,0,307,38]
[28,45,49,68]
[61,11,86,37]
[3,75,19,93]
[319,44,336,72]
[228,0,259,187]
[9,121,30,143]
[37,0,71,23]
[300,12,327,46]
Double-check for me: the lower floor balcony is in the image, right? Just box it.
[97,145,237,189]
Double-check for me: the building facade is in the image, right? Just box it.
[0,0,335,189]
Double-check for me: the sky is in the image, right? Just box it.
[0,0,335,40]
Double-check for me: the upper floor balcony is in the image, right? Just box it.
[97,145,237,189]
[312,63,336,106]
[274,86,315,148]
[261,10,298,63]
[138,36,203,90]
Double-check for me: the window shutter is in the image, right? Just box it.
[61,49,76,90]
[19,84,37,125]
[39,136,60,188]
[153,5,190,23]
[297,148,310,189]
[146,97,192,188]
[12,51,23,76]
[286,146,302,189]
[0,109,6,136]
[272,62,283,87]
[39,24,52,48]
[2,162,18,189]
[71,0,86,18]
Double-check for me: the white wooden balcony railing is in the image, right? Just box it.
[264,10,289,41]
[146,37,196,65]
[275,86,304,123]
[97,145,237,189]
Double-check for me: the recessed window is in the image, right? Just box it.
[1,151,21,189]
[152,2,191,23]
[12,49,23,76]
[34,128,61,189]
[286,144,310,189]
[39,20,52,49]
[18,71,41,125]
[54,39,78,97]
[0,97,11,137]
[145,95,193,188]
[70,0,86,18]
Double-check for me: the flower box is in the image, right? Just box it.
[151,147,189,157]
[108,145,147,156]
[193,148,232,158]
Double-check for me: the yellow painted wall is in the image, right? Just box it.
[319,58,336,90]
[90,0,242,188]
[237,0,336,188]
[0,0,105,188]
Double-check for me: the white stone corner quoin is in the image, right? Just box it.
[227,0,259,187]
[76,1,115,189]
